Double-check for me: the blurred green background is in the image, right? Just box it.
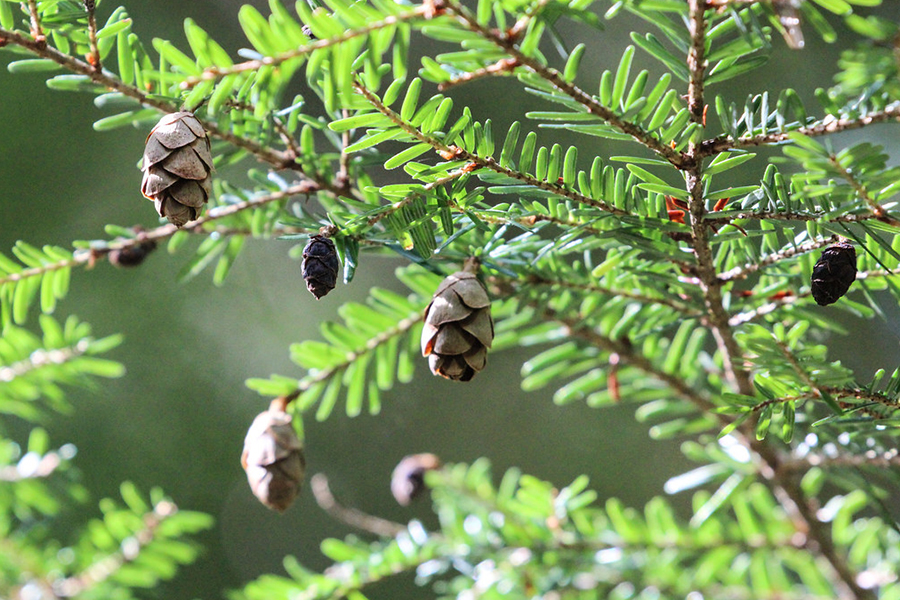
[2,1,900,598]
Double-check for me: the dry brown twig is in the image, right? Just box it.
[311,474,406,537]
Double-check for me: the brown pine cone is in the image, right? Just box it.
[140,112,213,227]
[421,270,493,381]
[241,410,305,512]
[391,453,440,506]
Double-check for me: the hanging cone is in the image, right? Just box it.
[140,111,213,227]
[241,409,305,512]
[421,269,493,382]
[302,235,340,299]
[811,242,857,306]
[391,453,441,506]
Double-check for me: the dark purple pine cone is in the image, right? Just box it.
[811,242,857,306]
[302,235,340,299]
[108,240,157,268]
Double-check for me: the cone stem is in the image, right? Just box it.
[270,397,289,413]
[462,256,481,274]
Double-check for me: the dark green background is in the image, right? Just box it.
[2,2,900,598]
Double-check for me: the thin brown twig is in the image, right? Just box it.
[824,386,900,413]
[26,0,43,41]
[856,267,900,280]
[699,105,900,156]
[272,117,304,164]
[83,0,100,71]
[778,449,900,474]
[828,154,900,226]
[705,210,885,224]
[0,339,91,382]
[728,294,801,326]
[275,311,424,409]
[719,235,838,282]
[338,109,352,188]
[0,182,316,287]
[507,0,552,39]
[706,0,763,6]
[311,474,406,537]
[775,339,826,400]
[438,58,519,91]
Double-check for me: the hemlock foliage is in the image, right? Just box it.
[3,0,900,598]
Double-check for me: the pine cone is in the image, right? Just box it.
[811,242,857,306]
[421,270,493,381]
[302,234,340,299]
[140,111,213,227]
[391,453,440,506]
[108,240,157,268]
[241,410,305,512]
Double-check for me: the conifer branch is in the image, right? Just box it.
[0,339,90,383]
[0,26,350,198]
[55,499,179,597]
[685,0,751,397]
[277,311,424,409]
[750,441,871,600]
[748,387,900,415]
[490,274,701,315]
[779,449,900,473]
[828,154,900,225]
[559,315,717,414]
[179,7,430,89]
[728,294,800,326]
[353,80,627,216]
[442,0,688,168]
[0,256,81,287]
[706,210,890,224]
[719,236,838,282]
[4,1,899,598]
[437,57,519,91]
[682,5,873,597]
[700,105,900,155]
[749,428,878,600]
[775,339,828,400]
[0,183,315,288]
[470,210,607,236]
[827,386,900,412]
[361,170,468,228]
